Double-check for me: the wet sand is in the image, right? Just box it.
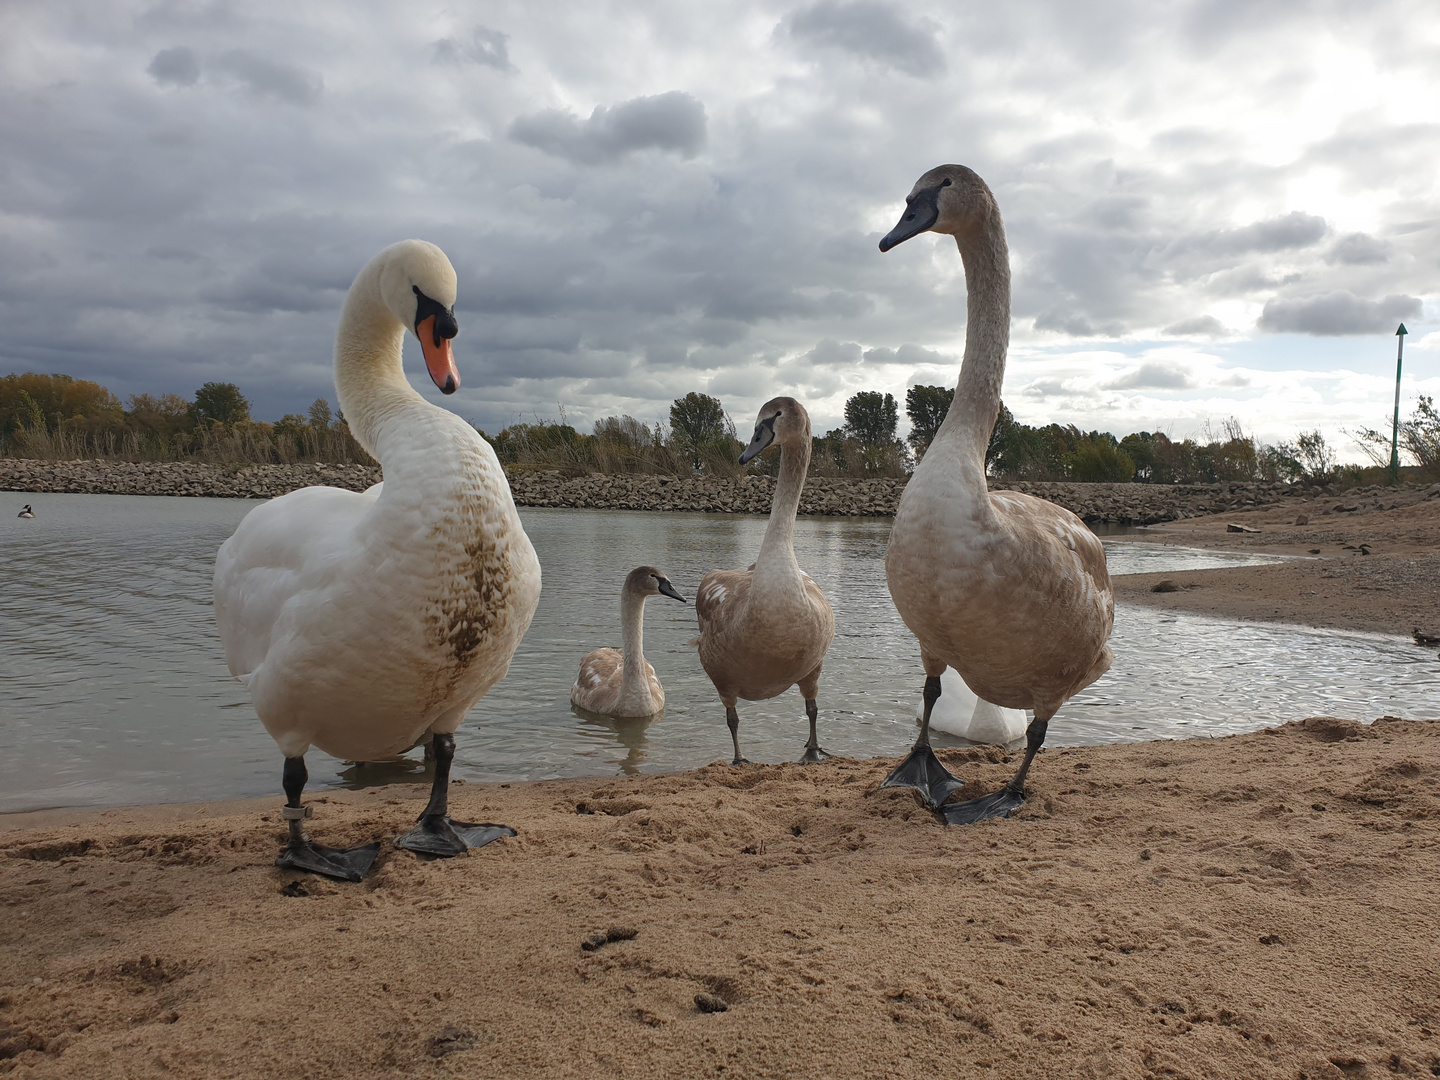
[1112,493,1440,636]
[3,717,1439,1079]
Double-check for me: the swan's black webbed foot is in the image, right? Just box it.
[881,744,966,809]
[276,838,380,882]
[940,716,1049,825]
[797,744,831,764]
[394,816,515,857]
[275,755,380,881]
[394,732,516,857]
[940,785,1025,825]
[730,755,752,766]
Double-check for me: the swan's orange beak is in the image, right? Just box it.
[418,316,460,395]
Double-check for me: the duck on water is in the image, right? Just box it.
[213,240,541,880]
[877,165,1116,824]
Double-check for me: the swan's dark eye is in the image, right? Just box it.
[941,178,952,187]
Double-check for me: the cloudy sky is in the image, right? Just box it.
[3,0,1438,457]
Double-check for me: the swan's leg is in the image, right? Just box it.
[880,673,966,808]
[726,705,751,766]
[394,733,516,857]
[796,670,829,764]
[274,756,380,882]
[798,698,831,764]
[941,716,1050,825]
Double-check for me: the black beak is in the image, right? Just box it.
[879,184,943,252]
[739,415,777,464]
[657,578,687,603]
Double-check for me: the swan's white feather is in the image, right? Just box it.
[919,667,1027,744]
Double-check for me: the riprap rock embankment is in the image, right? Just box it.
[0,457,1370,525]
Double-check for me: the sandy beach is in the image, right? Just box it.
[1113,490,1440,636]
[3,717,1438,1079]
[3,494,1438,1078]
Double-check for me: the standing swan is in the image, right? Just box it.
[214,240,541,879]
[571,566,687,717]
[877,166,1114,824]
[696,398,836,764]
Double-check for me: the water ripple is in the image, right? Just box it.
[1,493,1435,812]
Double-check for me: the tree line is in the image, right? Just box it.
[0,373,371,465]
[4,370,1436,484]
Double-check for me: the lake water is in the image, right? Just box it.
[2,492,1437,813]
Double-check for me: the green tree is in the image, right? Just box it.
[843,391,898,446]
[192,382,251,426]
[1270,429,1334,483]
[307,397,334,431]
[1067,433,1136,482]
[986,400,1017,475]
[670,392,731,468]
[904,385,953,456]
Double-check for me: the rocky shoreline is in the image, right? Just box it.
[1,456,1428,524]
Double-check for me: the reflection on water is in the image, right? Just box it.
[2,492,1435,812]
[571,707,659,777]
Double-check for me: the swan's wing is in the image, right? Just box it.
[573,648,621,696]
[213,486,378,681]
[991,490,1112,600]
[694,569,751,634]
[800,572,836,629]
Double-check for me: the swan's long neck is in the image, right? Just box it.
[754,437,809,585]
[332,262,435,465]
[930,215,1010,481]
[619,590,649,693]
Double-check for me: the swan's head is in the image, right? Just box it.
[376,240,461,394]
[878,165,997,252]
[625,565,687,603]
[739,396,810,463]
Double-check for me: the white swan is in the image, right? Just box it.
[878,166,1114,823]
[919,668,1027,745]
[571,566,687,718]
[695,397,836,764]
[17,504,35,519]
[213,239,541,879]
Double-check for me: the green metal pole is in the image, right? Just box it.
[1389,323,1407,484]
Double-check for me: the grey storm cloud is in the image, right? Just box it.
[862,343,951,367]
[1167,212,1328,264]
[1326,232,1390,265]
[212,50,322,106]
[1257,292,1422,335]
[146,46,322,105]
[783,0,946,77]
[509,92,707,165]
[1163,315,1229,337]
[147,47,200,87]
[1106,363,1194,390]
[432,27,514,71]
